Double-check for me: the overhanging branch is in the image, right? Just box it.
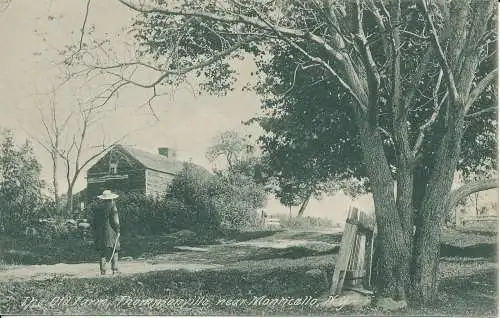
[118,0,308,41]
[89,35,261,89]
[447,178,498,211]
[84,35,261,107]
[118,0,348,73]
[236,2,368,110]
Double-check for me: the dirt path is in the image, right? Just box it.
[0,261,223,281]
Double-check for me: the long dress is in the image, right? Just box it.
[92,202,120,251]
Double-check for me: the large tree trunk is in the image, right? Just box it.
[411,117,464,304]
[411,0,495,304]
[356,114,411,300]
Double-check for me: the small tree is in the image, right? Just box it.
[29,95,134,215]
[0,129,45,234]
[206,130,255,170]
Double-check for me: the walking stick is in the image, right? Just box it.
[106,232,120,269]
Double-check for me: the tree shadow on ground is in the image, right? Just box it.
[440,243,497,259]
[223,229,284,241]
[0,229,284,266]
[238,246,340,261]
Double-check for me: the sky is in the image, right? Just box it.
[0,0,495,222]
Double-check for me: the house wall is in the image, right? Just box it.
[86,148,146,201]
[145,169,175,198]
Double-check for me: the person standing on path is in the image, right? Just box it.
[92,190,121,275]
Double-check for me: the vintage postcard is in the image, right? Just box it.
[0,0,497,316]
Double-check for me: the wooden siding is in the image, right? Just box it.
[86,147,146,200]
[145,169,175,197]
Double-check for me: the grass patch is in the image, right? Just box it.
[0,260,496,316]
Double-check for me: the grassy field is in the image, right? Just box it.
[0,228,497,316]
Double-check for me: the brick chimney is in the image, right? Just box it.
[158,147,176,158]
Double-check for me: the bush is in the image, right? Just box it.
[166,163,218,230]
[86,191,174,236]
[208,172,264,229]
[166,163,266,231]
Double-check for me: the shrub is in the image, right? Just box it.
[167,163,219,230]
[167,163,266,231]
[208,172,264,229]
[86,191,174,236]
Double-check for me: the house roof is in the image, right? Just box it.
[119,145,185,174]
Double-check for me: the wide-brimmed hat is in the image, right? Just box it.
[97,190,119,200]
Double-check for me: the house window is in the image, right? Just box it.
[109,162,118,174]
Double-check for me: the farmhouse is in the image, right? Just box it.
[86,144,185,200]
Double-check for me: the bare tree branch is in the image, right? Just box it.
[234,2,368,111]
[281,63,301,96]
[400,29,429,40]
[65,0,92,64]
[74,0,368,115]
[118,0,306,39]
[118,0,349,66]
[465,68,498,113]
[420,0,459,104]
[85,35,261,95]
[287,40,368,112]
[402,46,433,111]
[465,106,497,120]
[412,70,447,156]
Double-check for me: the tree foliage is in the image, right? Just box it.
[0,129,45,234]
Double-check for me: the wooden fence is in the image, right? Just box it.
[330,206,377,295]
